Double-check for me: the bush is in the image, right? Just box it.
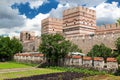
[114,67,120,76]
[48,66,106,76]
[117,55,120,64]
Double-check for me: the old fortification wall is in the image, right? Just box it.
[68,23,120,53]
[14,53,118,70]
[41,17,63,34]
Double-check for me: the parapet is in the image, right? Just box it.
[63,6,95,16]
[42,17,62,24]
[96,23,120,32]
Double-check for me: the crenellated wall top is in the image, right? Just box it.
[96,23,120,31]
[63,6,95,15]
[42,17,63,23]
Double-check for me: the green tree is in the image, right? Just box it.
[87,44,101,57]
[10,37,23,54]
[115,37,120,63]
[117,55,120,64]
[117,18,120,25]
[115,37,120,53]
[88,43,112,61]
[0,37,11,61]
[99,43,112,61]
[0,37,23,61]
[69,43,82,53]
[39,34,82,66]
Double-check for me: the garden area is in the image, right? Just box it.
[0,62,120,80]
[0,62,106,80]
[1,34,120,80]
[0,62,64,80]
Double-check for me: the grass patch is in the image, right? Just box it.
[0,68,64,80]
[0,62,33,69]
[48,66,106,75]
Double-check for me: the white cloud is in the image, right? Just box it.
[1,0,48,9]
[57,0,107,7]
[0,1,25,28]
[50,1,120,26]
[0,13,49,37]
[50,4,69,19]
[20,13,49,36]
[93,2,120,26]
[0,0,120,38]
[29,0,49,9]
[0,0,49,37]
[0,0,48,28]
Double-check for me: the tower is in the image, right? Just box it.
[20,31,35,42]
[63,6,96,38]
[41,17,63,34]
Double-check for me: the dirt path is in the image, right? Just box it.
[0,67,37,73]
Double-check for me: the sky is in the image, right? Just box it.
[0,0,120,37]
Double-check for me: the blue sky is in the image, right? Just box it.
[11,0,119,19]
[0,0,120,37]
[12,0,59,19]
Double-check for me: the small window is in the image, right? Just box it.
[28,34,31,40]
[83,12,85,16]
[66,24,67,26]
[83,22,85,24]
[74,22,76,24]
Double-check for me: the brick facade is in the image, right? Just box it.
[63,6,96,37]
[41,17,63,34]
[41,6,120,53]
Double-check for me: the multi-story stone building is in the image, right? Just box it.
[20,31,35,42]
[19,7,120,53]
[20,31,40,52]
[41,17,63,34]
[63,6,96,38]
[41,6,120,53]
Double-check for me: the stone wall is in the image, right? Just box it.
[20,31,35,42]
[68,31,120,53]
[40,6,120,54]
[65,56,118,70]
[14,53,44,64]
[96,23,120,33]
[22,36,41,52]
[20,31,41,52]
[14,53,118,70]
